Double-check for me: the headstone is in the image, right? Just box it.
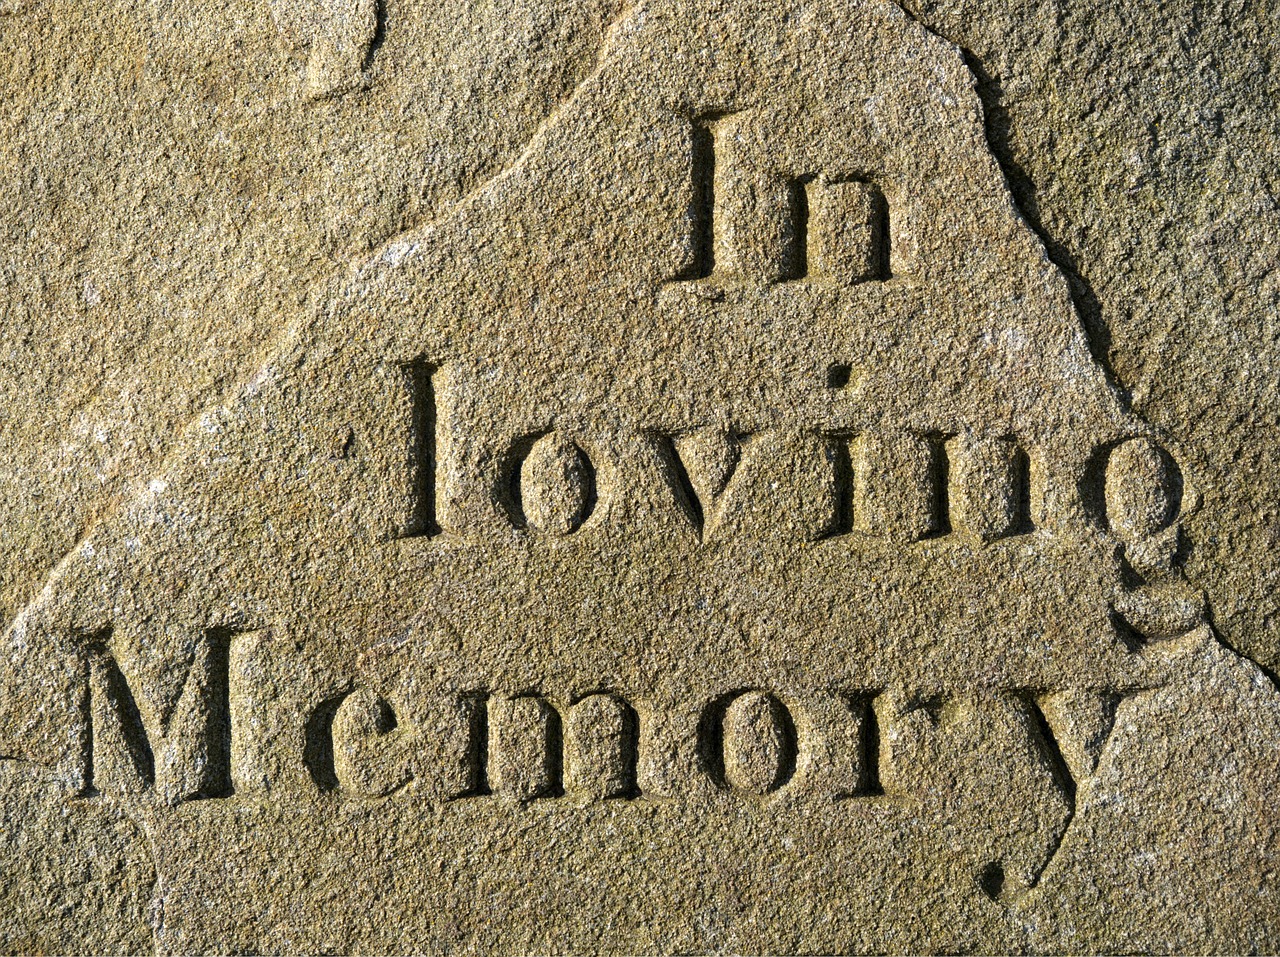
[1,0,1277,951]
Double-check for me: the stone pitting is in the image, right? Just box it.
[1,0,1278,953]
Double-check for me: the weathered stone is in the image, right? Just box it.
[717,690,795,795]
[564,692,636,800]
[1,0,1278,951]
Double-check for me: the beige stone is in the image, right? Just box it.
[1,0,1278,952]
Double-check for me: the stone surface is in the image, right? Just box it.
[1,0,1278,952]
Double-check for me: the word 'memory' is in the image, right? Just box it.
[76,629,1127,810]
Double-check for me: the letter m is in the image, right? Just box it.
[81,628,234,803]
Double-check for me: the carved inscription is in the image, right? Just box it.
[0,0,1247,941]
[396,367,1064,545]
[398,359,440,539]
[709,690,798,795]
[512,433,597,536]
[84,644,154,796]
[303,0,380,100]
[841,693,884,798]
[65,652,1145,917]
[666,426,742,537]
[82,629,241,804]
[852,431,945,541]
[1105,436,1183,574]
[65,622,1153,906]
[1106,438,1180,541]
[490,695,562,800]
[972,690,1132,901]
[677,113,892,285]
[451,693,639,801]
[332,690,413,797]
[565,694,639,800]
[808,180,890,283]
[948,435,1033,540]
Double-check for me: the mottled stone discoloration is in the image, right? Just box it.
[1,0,1278,952]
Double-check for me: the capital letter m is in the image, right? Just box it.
[81,628,237,804]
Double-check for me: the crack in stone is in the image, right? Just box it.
[888,0,1280,700]
[888,0,1125,402]
[0,2,638,644]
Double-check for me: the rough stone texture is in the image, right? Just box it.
[1,0,1278,952]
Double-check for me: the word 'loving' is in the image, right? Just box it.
[389,365,1184,547]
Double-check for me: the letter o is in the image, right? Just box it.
[716,690,797,795]
[517,433,596,535]
[1105,438,1181,542]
